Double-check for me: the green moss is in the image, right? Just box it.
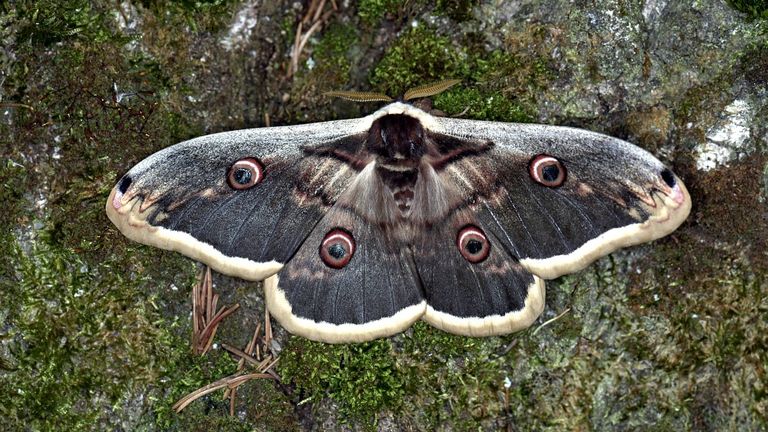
[396,323,509,429]
[434,87,533,122]
[0,237,194,431]
[371,29,551,117]
[136,0,238,32]
[154,349,245,430]
[435,0,480,21]
[357,0,402,25]
[241,380,299,431]
[0,161,27,247]
[369,26,470,96]
[311,22,359,87]
[280,337,405,425]
[727,0,768,20]
[358,0,479,24]
[6,0,119,47]
[278,326,524,429]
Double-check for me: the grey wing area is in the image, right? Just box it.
[264,207,426,343]
[412,210,545,336]
[432,117,691,279]
[106,119,369,281]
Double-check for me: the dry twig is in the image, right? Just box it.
[176,295,280,415]
[192,267,240,355]
[287,0,338,78]
[532,307,572,335]
[172,371,275,413]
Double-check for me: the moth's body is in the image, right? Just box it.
[339,114,461,244]
[107,101,691,343]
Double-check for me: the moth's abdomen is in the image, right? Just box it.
[375,165,418,216]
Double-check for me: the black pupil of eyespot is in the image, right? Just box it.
[328,243,346,259]
[233,167,252,184]
[661,169,676,188]
[466,239,483,255]
[542,164,560,182]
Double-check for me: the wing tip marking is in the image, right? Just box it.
[106,187,283,281]
[520,179,692,279]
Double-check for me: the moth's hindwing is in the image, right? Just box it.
[265,207,426,343]
[413,210,546,337]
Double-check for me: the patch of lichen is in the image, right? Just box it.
[279,336,405,425]
[673,31,767,142]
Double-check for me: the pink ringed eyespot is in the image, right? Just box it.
[529,154,566,187]
[456,225,490,263]
[227,158,264,190]
[319,228,356,269]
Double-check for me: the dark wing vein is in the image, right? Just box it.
[470,265,486,314]
[520,180,570,249]
[482,201,522,258]
[166,195,207,230]
[554,190,599,237]
[362,238,368,322]
[585,188,625,225]
[503,190,538,248]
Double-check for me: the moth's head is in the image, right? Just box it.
[367,114,426,167]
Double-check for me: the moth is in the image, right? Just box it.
[106,82,691,343]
